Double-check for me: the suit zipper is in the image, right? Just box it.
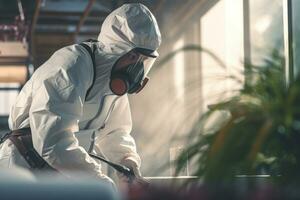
[98,96,120,130]
[87,96,119,153]
[84,94,109,129]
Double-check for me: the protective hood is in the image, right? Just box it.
[98,3,161,56]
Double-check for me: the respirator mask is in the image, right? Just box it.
[110,48,157,96]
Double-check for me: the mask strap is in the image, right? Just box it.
[135,77,149,93]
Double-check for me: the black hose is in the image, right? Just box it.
[88,153,135,179]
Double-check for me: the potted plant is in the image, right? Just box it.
[175,49,300,187]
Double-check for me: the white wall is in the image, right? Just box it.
[129,0,245,176]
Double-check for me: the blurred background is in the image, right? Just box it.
[0,0,299,178]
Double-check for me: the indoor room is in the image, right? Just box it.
[0,0,299,199]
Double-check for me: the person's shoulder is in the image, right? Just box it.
[47,43,91,67]
[54,44,81,58]
[32,43,93,82]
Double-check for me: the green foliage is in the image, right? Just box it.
[175,49,300,184]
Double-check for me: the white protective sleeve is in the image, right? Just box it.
[28,47,112,182]
[95,95,141,169]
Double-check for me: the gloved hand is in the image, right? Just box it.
[117,157,149,193]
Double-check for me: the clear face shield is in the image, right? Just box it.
[110,48,157,96]
[129,53,156,79]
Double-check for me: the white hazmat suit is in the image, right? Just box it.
[0,3,161,185]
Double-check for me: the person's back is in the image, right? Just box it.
[8,44,93,131]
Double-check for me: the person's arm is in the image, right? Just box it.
[28,46,113,183]
[94,95,141,173]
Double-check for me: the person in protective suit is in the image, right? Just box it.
[0,3,161,190]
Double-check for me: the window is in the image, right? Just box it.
[248,0,284,65]
[0,83,20,116]
[292,0,300,76]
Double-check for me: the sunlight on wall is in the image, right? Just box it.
[225,0,244,95]
[173,37,185,101]
[201,0,227,110]
[201,0,244,111]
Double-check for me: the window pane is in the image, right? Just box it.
[249,0,284,65]
[292,0,300,76]
[0,83,19,116]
